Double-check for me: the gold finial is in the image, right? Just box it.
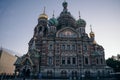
[89,24,95,38]
[79,11,81,19]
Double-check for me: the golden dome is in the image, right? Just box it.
[89,25,95,38]
[39,13,48,19]
[39,7,48,19]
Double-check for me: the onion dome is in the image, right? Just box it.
[76,18,86,27]
[89,25,95,38]
[39,13,48,19]
[49,13,58,26]
[38,7,48,19]
[57,1,76,30]
[76,11,86,27]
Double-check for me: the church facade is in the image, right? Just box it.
[15,1,113,78]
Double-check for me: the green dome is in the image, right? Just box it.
[49,17,58,26]
[76,19,86,27]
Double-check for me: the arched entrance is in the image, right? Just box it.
[61,70,67,78]
[22,66,31,78]
[72,71,77,79]
[47,70,52,78]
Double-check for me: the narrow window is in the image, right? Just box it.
[101,58,103,64]
[72,57,76,64]
[62,45,65,50]
[72,45,75,50]
[62,57,65,64]
[67,57,71,64]
[85,57,88,64]
[48,57,52,65]
[67,45,70,50]
[49,44,52,50]
[96,58,99,64]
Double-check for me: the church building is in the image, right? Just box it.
[14,1,113,78]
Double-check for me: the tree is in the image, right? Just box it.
[106,58,120,72]
[117,54,120,61]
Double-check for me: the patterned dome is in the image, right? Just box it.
[57,1,76,30]
[57,13,76,27]
[49,17,58,26]
[76,18,86,27]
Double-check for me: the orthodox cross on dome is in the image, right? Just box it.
[62,0,68,12]
[43,6,46,14]
[52,10,55,17]
[79,11,81,19]
[90,25,93,32]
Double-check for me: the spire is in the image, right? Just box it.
[39,6,48,19]
[43,6,46,14]
[62,0,68,11]
[90,25,93,32]
[52,10,55,18]
[89,25,95,38]
[79,11,81,19]
[89,25,96,44]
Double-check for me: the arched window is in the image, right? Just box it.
[96,58,99,64]
[72,45,75,50]
[72,57,76,64]
[72,71,77,77]
[47,70,52,77]
[48,57,53,65]
[67,57,71,64]
[49,44,53,50]
[61,45,65,50]
[101,58,103,64]
[85,57,88,64]
[61,70,67,77]
[67,45,70,50]
[62,57,65,65]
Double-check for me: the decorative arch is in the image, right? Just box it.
[47,70,52,77]
[61,70,67,77]
[72,71,77,77]
[21,65,32,78]
[56,27,79,38]
[21,56,33,66]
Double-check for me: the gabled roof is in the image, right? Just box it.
[14,54,34,66]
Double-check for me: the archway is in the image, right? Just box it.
[61,70,67,78]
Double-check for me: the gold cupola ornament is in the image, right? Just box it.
[89,25,95,38]
[39,7,48,19]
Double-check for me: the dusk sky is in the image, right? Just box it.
[0,0,120,59]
